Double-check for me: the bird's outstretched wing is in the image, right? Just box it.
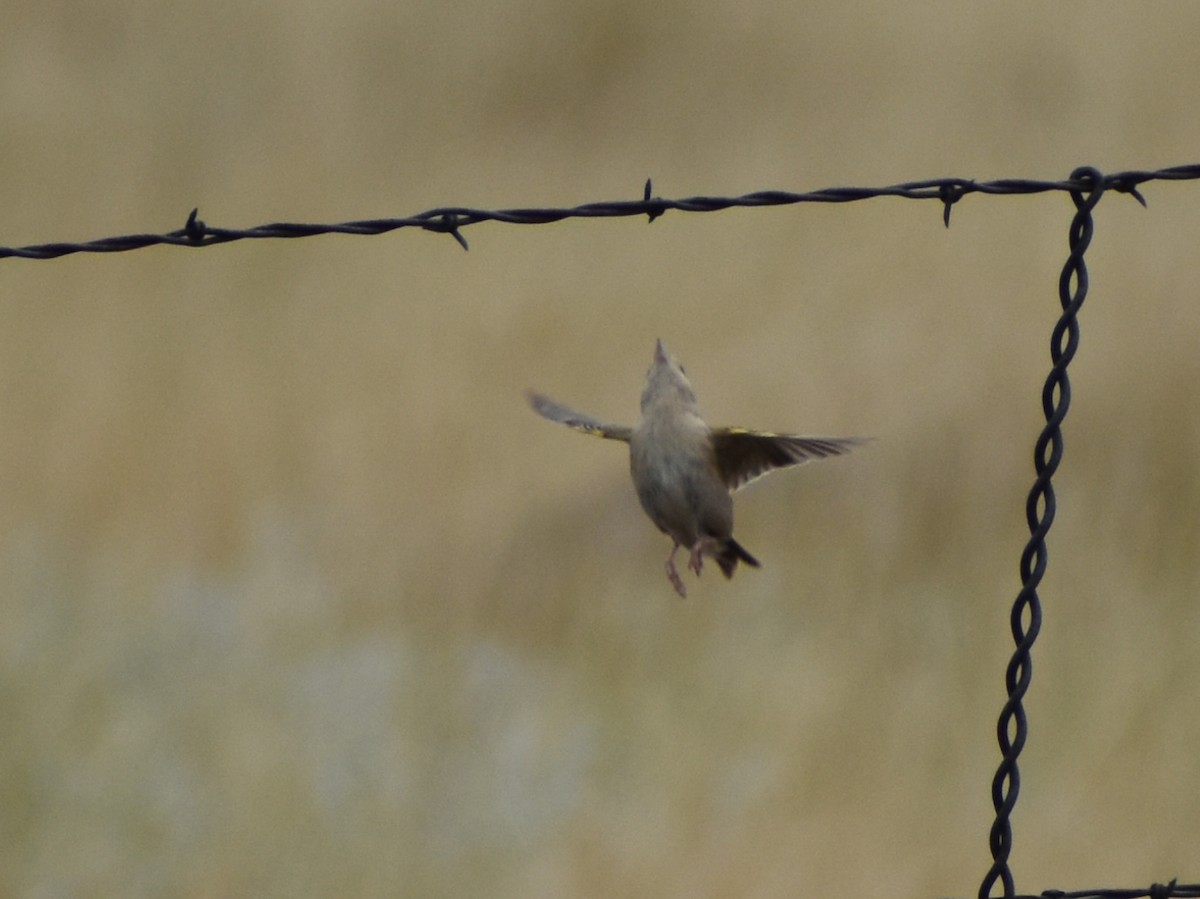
[711,429,866,491]
[526,391,633,442]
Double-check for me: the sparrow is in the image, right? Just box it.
[527,339,865,597]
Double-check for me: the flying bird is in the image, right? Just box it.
[527,339,865,597]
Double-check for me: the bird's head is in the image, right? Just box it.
[640,338,698,414]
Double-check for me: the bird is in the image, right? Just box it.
[526,339,865,597]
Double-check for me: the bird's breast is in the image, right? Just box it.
[629,415,732,543]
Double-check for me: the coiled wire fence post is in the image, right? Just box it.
[978,167,1103,899]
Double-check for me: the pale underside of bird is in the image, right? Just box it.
[527,339,865,597]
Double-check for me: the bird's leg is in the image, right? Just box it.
[665,543,687,598]
[688,537,721,577]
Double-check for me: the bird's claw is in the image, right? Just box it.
[688,537,720,577]
[665,557,687,598]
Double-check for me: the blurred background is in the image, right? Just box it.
[3,1,1199,896]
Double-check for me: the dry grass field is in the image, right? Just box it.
[3,2,1199,896]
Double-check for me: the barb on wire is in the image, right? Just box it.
[977,167,1105,899]
[2,164,1197,262]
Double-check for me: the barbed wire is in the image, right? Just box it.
[1046,885,1200,899]
[5,162,1197,899]
[959,882,1200,899]
[2,163,1199,261]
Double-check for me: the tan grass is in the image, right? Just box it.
[2,2,1200,896]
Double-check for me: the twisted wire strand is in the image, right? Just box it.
[958,882,1200,899]
[1041,884,1200,899]
[4,160,1196,899]
[1,164,1198,261]
[978,168,1105,899]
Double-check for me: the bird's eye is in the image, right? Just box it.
[678,365,686,375]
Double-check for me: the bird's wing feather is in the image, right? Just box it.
[711,429,867,491]
[526,391,633,442]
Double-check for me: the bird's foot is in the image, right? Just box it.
[665,557,687,598]
[688,538,719,577]
[665,545,687,598]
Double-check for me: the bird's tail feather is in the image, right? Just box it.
[717,538,760,579]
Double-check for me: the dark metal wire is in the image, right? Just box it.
[957,882,1200,899]
[978,168,1104,899]
[4,161,1196,899]
[1040,884,1200,899]
[1,164,1198,261]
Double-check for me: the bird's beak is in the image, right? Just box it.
[654,338,668,365]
